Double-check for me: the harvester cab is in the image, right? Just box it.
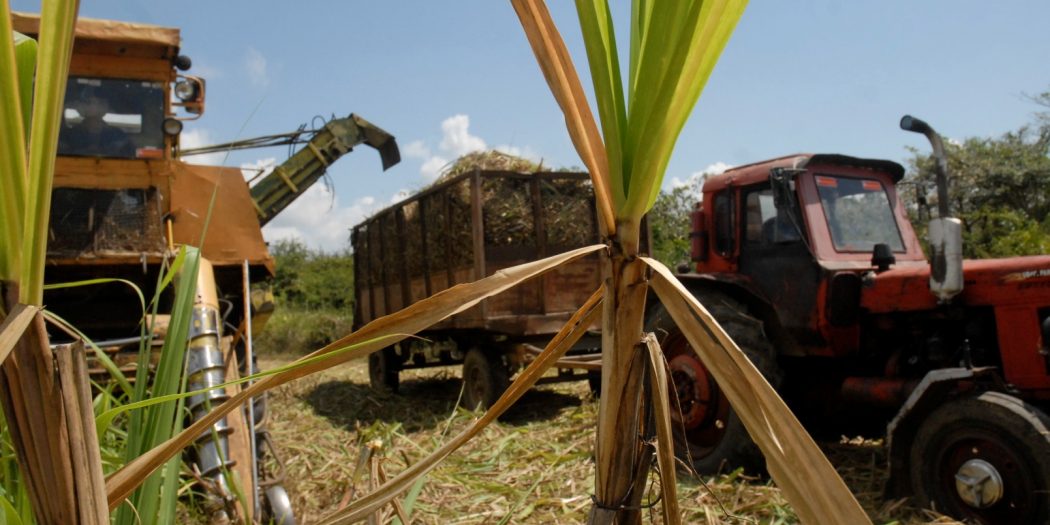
[12,11,400,525]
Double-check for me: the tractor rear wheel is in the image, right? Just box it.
[909,391,1050,525]
[368,346,400,393]
[646,291,780,475]
[462,348,509,410]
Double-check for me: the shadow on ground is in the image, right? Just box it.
[304,374,585,433]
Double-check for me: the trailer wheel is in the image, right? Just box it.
[462,348,509,410]
[909,391,1050,525]
[368,347,400,394]
[646,292,780,475]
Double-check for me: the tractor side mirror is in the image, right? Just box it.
[769,168,801,210]
[871,243,896,272]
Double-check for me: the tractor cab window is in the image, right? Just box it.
[58,77,165,159]
[744,187,801,246]
[815,175,904,252]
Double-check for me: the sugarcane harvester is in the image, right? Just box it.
[11,12,399,525]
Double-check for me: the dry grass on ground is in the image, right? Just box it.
[257,356,962,524]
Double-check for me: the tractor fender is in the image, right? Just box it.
[883,366,1005,497]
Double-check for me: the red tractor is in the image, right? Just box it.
[651,116,1050,524]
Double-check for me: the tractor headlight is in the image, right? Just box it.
[162,118,183,136]
[174,79,199,101]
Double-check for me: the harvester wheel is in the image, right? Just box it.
[262,484,296,525]
[646,291,781,475]
[909,391,1050,525]
[462,348,509,410]
[368,347,400,394]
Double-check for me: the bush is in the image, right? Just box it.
[255,306,353,356]
[257,238,356,355]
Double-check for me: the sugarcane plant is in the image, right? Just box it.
[511,2,871,523]
[0,0,112,523]
[3,2,871,523]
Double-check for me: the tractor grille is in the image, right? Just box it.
[48,188,165,257]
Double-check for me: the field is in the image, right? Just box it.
[258,354,962,524]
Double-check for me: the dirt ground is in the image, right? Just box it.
[259,356,960,524]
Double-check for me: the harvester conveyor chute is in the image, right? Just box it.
[181,113,400,226]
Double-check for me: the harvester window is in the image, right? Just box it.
[815,175,904,252]
[58,77,165,159]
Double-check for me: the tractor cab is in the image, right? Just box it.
[690,154,929,354]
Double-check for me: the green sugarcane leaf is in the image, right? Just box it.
[575,0,627,208]
[20,0,79,306]
[0,19,34,282]
[617,0,747,222]
[628,0,652,100]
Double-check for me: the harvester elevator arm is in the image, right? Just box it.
[182,114,400,226]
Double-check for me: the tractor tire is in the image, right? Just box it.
[368,346,400,394]
[646,291,781,476]
[462,348,510,411]
[908,391,1050,525]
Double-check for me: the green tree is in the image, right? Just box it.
[270,238,354,309]
[903,92,1050,258]
[647,176,705,268]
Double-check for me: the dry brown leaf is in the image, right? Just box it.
[643,333,681,525]
[510,0,615,235]
[644,257,871,524]
[0,304,36,366]
[105,244,604,510]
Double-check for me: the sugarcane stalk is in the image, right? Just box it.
[590,230,650,525]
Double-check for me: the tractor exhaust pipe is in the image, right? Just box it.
[900,115,950,218]
[900,115,963,303]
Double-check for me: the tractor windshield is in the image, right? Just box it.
[815,175,904,252]
[58,76,165,159]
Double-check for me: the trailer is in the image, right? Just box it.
[352,170,613,408]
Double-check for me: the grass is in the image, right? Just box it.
[249,351,960,524]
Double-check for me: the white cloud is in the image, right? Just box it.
[262,184,389,252]
[438,114,486,157]
[420,155,449,181]
[408,115,549,181]
[244,47,269,87]
[670,161,732,189]
[179,128,225,166]
[402,140,431,159]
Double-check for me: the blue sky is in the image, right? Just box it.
[13,1,1050,250]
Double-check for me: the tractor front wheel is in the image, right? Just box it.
[646,292,780,475]
[909,391,1050,525]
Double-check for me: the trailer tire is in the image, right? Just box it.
[368,347,400,394]
[462,348,509,410]
[646,291,781,476]
[909,391,1050,525]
